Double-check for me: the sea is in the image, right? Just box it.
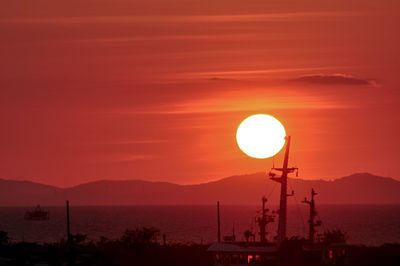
[0,205,399,246]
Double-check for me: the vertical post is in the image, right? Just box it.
[302,188,320,243]
[259,197,267,242]
[277,136,291,243]
[162,233,166,246]
[309,189,315,243]
[217,201,221,242]
[66,200,71,244]
[232,222,235,241]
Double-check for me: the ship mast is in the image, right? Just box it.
[257,197,274,242]
[269,136,297,243]
[302,188,322,243]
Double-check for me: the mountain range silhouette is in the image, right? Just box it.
[0,173,399,206]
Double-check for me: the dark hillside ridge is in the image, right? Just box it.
[0,173,398,206]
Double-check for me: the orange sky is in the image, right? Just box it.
[0,0,399,187]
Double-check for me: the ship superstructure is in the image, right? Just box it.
[207,136,347,266]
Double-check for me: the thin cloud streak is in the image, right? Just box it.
[86,140,169,145]
[89,154,158,164]
[113,154,158,162]
[0,11,366,24]
[108,95,349,116]
[178,66,356,79]
[111,140,168,144]
[290,73,378,86]
[62,34,266,43]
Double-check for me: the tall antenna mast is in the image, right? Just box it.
[257,196,274,242]
[269,136,298,243]
[302,188,322,243]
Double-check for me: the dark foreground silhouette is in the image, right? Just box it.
[0,228,399,266]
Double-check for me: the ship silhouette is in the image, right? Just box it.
[208,136,347,266]
[24,205,49,220]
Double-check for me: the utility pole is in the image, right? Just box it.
[270,136,297,244]
[217,201,221,242]
[66,200,71,244]
[302,188,321,243]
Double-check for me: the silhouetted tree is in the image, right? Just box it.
[120,227,159,246]
[0,231,8,246]
[323,229,347,243]
[71,233,88,245]
[96,236,110,247]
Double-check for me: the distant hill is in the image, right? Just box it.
[0,179,62,206]
[0,173,399,206]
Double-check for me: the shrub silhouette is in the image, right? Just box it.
[323,229,347,243]
[0,231,8,246]
[120,227,160,246]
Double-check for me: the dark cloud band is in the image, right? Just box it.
[290,74,376,86]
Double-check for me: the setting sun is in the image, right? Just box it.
[236,114,286,159]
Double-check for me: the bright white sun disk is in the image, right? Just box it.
[236,114,286,159]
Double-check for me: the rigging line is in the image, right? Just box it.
[264,157,276,198]
[249,217,255,231]
[261,173,277,211]
[266,181,278,199]
[288,178,307,237]
[272,154,275,169]
[313,203,327,232]
[316,213,327,232]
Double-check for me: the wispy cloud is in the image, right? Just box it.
[62,34,262,43]
[89,154,158,164]
[290,73,378,86]
[208,77,237,81]
[161,96,347,114]
[179,67,354,79]
[103,139,168,145]
[112,154,157,162]
[108,91,348,116]
[0,11,365,24]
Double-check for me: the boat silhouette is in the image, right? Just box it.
[24,205,49,221]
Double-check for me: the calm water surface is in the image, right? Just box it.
[0,205,399,246]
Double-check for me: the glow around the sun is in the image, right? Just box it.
[236,114,286,159]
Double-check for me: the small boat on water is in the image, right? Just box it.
[24,205,49,220]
